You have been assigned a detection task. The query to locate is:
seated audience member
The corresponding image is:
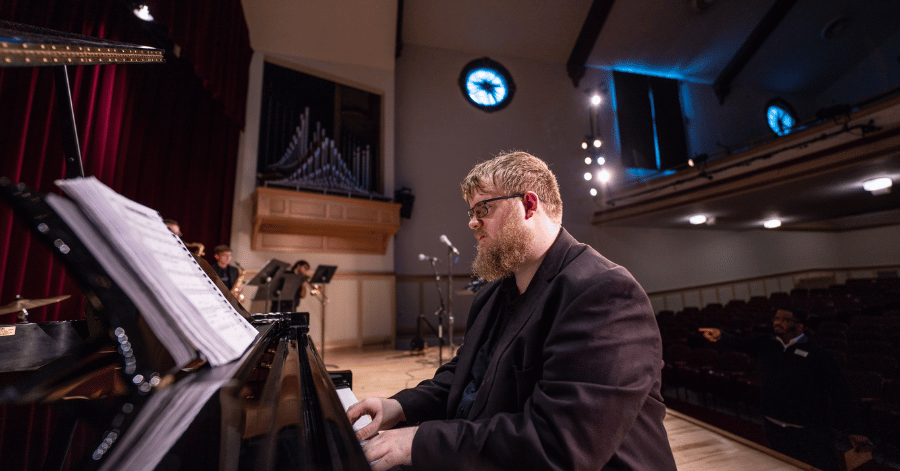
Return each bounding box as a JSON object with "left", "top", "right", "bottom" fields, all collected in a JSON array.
[{"left": 700, "top": 308, "right": 869, "bottom": 471}]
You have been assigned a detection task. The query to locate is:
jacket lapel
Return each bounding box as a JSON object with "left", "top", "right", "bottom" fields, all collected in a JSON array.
[
  {"left": 446, "top": 282, "right": 504, "bottom": 415},
  {"left": 467, "top": 228, "right": 575, "bottom": 419}
]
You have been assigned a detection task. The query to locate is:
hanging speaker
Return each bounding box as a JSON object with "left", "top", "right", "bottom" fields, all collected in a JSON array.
[{"left": 394, "top": 187, "right": 415, "bottom": 219}]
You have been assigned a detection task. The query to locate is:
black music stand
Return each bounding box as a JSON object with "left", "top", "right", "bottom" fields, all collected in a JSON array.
[
  {"left": 248, "top": 259, "right": 290, "bottom": 312},
  {"left": 309, "top": 265, "right": 337, "bottom": 285},
  {"left": 273, "top": 273, "right": 306, "bottom": 313}
]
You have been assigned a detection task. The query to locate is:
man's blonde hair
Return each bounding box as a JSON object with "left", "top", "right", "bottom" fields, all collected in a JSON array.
[{"left": 461, "top": 151, "right": 562, "bottom": 224}]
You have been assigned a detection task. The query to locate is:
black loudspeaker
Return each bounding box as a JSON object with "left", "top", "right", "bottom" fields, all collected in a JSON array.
[{"left": 394, "top": 187, "right": 415, "bottom": 219}]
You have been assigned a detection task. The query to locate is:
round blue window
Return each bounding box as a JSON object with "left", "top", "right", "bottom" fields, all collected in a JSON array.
[
  {"left": 766, "top": 100, "right": 796, "bottom": 136},
  {"left": 459, "top": 58, "right": 515, "bottom": 112}
]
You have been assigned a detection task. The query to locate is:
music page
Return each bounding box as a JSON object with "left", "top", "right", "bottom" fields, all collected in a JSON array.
[{"left": 54, "top": 176, "right": 258, "bottom": 366}]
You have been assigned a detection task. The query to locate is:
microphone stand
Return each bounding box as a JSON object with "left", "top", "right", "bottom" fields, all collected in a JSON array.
[
  {"left": 428, "top": 257, "right": 447, "bottom": 365},
  {"left": 446, "top": 246, "right": 456, "bottom": 354},
  {"left": 264, "top": 276, "right": 273, "bottom": 312}
]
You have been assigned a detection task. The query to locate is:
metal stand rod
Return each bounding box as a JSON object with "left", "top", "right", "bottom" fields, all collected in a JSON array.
[
  {"left": 428, "top": 258, "right": 446, "bottom": 365},
  {"left": 446, "top": 247, "right": 455, "bottom": 354},
  {"left": 52, "top": 65, "right": 84, "bottom": 179}
]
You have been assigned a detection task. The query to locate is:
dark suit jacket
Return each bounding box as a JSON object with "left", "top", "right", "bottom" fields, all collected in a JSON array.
[{"left": 392, "top": 229, "right": 676, "bottom": 470}]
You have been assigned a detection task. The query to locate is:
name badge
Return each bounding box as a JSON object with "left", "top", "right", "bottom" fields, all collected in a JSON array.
[{"left": 795, "top": 349, "right": 808, "bottom": 357}]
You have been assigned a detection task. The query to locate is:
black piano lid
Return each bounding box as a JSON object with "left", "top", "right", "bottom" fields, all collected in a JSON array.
[{"left": 0, "top": 19, "right": 164, "bottom": 67}]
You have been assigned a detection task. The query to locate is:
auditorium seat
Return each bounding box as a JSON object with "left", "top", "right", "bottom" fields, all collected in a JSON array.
[
  {"left": 817, "top": 320, "right": 850, "bottom": 336},
  {"left": 848, "top": 353, "right": 899, "bottom": 381},
  {"left": 844, "top": 370, "right": 884, "bottom": 403},
  {"left": 870, "top": 380, "right": 900, "bottom": 456},
  {"left": 849, "top": 340, "right": 895, "bottom": 357},
  {"left": 662, "top": 343, "right": 692, "bottom": 398},
  {"left": 769, "top": 292, "right": 790, "bottom": 309},
  {"left": 816, "top": 336, "right": 850, "bottom": 354},
  {"left": 676, "top": 347, "right": 719, "bottom": 405},
  {"left": 705, "top": 351, "right": 754, "bottom": 414}
]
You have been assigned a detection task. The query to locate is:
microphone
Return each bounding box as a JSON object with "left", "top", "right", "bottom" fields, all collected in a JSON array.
[
  {"left": 439, "top": 234, "right": 459, "bottom": 255},
  {"left": 418, "top": 253, "right": 438, "bottom": 262}
]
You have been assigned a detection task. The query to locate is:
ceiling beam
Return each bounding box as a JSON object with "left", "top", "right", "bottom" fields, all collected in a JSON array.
[
  {"left": 566, "top": 0, "right": 616, "bottom": 88},
  {"left": 712, "top": 0, "right": 799, "bottom": 103}
]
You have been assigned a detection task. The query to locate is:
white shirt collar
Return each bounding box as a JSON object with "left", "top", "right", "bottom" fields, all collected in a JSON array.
[{"left": 777, "top": 332, "right": 806, "bottom": 351}]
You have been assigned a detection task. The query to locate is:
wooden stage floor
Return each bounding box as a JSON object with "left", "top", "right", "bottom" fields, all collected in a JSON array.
[{"left": 326, "top": 345, "right": 814, "bottom": 471}]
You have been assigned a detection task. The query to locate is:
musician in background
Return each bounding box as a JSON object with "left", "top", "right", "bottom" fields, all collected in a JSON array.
[
  {"left": 163, "top": 218, "right": 182, "bottom": 237},
  {"left": 271, "top": 260, "right": 312, "bottom": 312},
  {"left": 212, "top": 245, "right": 240, "bottom": 291}
]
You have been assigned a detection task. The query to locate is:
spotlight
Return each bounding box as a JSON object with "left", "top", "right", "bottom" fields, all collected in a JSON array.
[
  {"left": 583, "top": 172, "right": 592, "bottom": 181},
  {"left": 597, "top": 169, "right": 611, "bottom": 183},
  {"left": 689, "top": 214, "right": 707, "bottom": 225},
  {"left": 133, "top": 4, "right": 154, "bottom": 21},
  {"left": 763, "top": 219, "right": 782, "bottom": 229},
  {"left": 591, "top": 94, "right": 602, "bottom": 106},
  {"left": 593, "top": 139, "right": 602, "bottom": 148},
  {"left": 863, "top": 177, "right": 892, "bottom": 195},
  {"left": 596, "top": 156, "right": 605, "bottom": 165},
  {"left": 584, "top": 157, "right": 592, "bottom": 165},
  {"left": 581, "top": 141, "right": 588, "bottom": 150},
  {"left": 688, "top": 153, "right": 708, "bottom": 168},
  {"left": 590, "top": 188, "right": 598, "bottom": 196}
]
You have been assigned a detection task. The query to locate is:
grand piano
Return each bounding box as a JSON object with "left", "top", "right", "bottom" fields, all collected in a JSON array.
[{"left": 0, "top": 22, "right": 369, "bottom": 471}]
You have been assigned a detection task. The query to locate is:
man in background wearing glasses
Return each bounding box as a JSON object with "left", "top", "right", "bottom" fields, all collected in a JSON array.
[
  {"left": 348, "top": 151, "right": 676, "bottom": 470},
  {"left": 700, "top": 308, "right": 869, "bottom": 471}
]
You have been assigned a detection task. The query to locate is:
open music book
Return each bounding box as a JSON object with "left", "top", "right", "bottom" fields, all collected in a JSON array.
[{"left": 45, "top": 176, "right": 258, "bottom": 368}]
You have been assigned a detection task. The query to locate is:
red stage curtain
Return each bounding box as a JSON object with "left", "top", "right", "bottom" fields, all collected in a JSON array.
[
  {"left": 0, "top": 0, "right": 252, "bottom": 324},
  {"left": 0, "top": 0, "right": 252, "bottom": 468}
]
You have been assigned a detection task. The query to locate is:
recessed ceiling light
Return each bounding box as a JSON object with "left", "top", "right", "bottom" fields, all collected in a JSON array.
[
  {"left": 863, "top": 177, "right": 892, "bottom": 194},
  {"left": 590, "top": 188, "right": 598, "bottom": 196},
  {"left": 596, "top": 156, "right": 605, "bottom": 165},
  {"left": 583, "top": 172, "right": 592, "bottom": 181},
  {"left": 584, "top": 157, "right": 592, "bottom": 165},
  {"left": 689, "top": 214, "right": 707, "bottom": 225},
  {"left": 763, "top": 218, "right": 782, "bottom": 229}
]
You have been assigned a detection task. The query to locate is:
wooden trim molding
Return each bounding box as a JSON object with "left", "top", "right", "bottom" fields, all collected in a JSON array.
[{"left": 252, "top": 187, "right": 401, "bottom": 254}]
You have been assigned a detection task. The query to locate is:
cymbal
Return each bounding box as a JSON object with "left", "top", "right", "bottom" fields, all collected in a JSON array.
[{"left": 0, "top": 295, "right": 71, "bottom": 315}]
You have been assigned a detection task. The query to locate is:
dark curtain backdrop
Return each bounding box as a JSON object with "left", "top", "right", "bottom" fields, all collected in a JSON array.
[{"left": 0, "top": 0, "right": 251, "bottom": 325}]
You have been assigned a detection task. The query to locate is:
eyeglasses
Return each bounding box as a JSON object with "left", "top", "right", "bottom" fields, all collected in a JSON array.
[{"left": 467, "top": 194, "right": 524, "bottom": 219}]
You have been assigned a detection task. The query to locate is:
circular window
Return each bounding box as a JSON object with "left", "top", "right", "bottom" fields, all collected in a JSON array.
[
  {"left": 766, "top": 98, "right": 796, "bottom": 136},
  {"left": 459, "top": 58, "right": 515, "bottom": 112}
]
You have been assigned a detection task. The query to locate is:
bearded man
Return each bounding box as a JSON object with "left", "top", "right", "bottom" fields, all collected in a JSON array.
[{"left": 347, "top": 152, "right": 676, "bottom": 470}]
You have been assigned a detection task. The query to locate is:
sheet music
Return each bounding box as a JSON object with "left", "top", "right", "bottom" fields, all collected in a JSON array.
[
  {"left": 53, "top": 177, "right": 258, "bottom": 366},
  {"left": 98, "top": 351, "right": 249, "bottom": 471},
  {"left": 46, "top": 195, "right": 196, "bottom": 367}
]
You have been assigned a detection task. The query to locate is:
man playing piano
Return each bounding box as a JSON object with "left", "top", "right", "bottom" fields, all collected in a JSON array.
[{"left": 347, "top": 152, "right": 676, "bottom": 470}]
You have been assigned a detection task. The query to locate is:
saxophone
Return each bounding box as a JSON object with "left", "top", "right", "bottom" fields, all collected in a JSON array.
[{"left": 231, "top": 262, "right": 247, "bottom": 303}]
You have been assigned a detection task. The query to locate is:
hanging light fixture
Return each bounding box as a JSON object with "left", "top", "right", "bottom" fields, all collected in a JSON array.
[{"left": 133, "top": 4, "right": 154, "bottom": 21}]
